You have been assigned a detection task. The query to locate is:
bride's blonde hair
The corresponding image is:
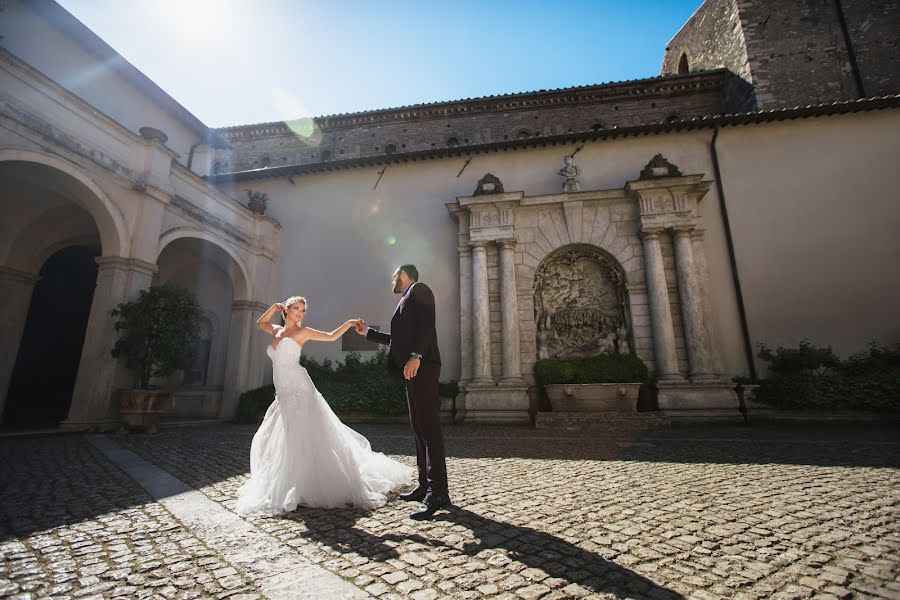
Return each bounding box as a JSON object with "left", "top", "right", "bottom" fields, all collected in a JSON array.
[{"left": 282, "top": 296, "right": 307, "bottom": 323}]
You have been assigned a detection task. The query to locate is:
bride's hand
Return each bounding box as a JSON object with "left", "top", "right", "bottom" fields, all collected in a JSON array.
[{"left": 273, "top": 302, "right": 285, "bottom": 311}]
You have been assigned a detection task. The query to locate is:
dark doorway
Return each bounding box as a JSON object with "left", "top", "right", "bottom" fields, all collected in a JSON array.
[{"left": 3, "top": 246, "right": 99, "bottom": 427}]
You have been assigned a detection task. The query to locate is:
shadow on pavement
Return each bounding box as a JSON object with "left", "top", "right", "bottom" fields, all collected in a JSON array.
[{"left": 281, "top": 505, "right": 685, "bottom": 599}]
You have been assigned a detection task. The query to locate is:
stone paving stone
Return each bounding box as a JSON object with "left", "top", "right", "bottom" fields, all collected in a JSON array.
[
  {"left": 0, "top": 436, "right": 263, "bottom": 599},
  {"left": 3, "top": 423, "right": 899, "bottom": 599},
  {"left": 104, "top": 423, "right": 900, "bottom": 599}
]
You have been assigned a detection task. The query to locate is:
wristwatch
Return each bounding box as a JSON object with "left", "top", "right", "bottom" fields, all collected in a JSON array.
[{"left": 410, "top": 353, "right": 423, "bottom": 360}]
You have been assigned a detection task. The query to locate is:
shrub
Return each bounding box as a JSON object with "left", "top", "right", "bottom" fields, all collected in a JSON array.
[
  {"left": 534, "top": 354, "right": 649, "bottom": 386},
  {"left": 438, "top": 380, "right": 459, "bottom": 399},
  {"left": 754, "top": 341, "right": 900, "bottom": 411},
  {"left": 236, "top": 350, "right": 409, "bottom": 422},
  {"left": 235, "top": 384, "right": 276, "bottom": 424},
  {"left": 300, "top": 349, "right": 408, "bottom": 415}
]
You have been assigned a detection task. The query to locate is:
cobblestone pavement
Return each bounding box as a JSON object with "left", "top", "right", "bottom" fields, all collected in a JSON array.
[
  {"left": 0, "top": 436, "right": 263, "bottom": 600},
  {"left": 3, "top": 423, "right": 899, "bottom": 599}
]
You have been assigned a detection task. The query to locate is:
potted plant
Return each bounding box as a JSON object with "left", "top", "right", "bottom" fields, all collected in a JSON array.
[
  {"left": 535, "top": 354, "right": 649, "bottom": 412},
  {"left": 111, "top": 284, "right": 201, "bottom": 432}
]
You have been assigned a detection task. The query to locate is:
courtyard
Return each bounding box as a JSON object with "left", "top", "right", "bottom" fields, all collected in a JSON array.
[{"left": 1, "top": 422, "right": 898, "bottom": 599}]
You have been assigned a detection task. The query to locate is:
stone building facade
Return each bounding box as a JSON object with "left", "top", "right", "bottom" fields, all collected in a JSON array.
[
  {"left": 2, "top": 0, "right": 899, "bottom": 429},
  {"left": 661, "top": 0, "right": 900, "bottom": 109},
  {"left": 212, "top": 71, "right": 738, "bottom": 174}
]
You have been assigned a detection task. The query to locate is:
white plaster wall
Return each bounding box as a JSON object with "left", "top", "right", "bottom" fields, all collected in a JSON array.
[
  {"left": 717, "top": 109, "right": 900, "bottom": 368},
  {"left": 0, "top": 0, "right": 203, "bottom": 164},
  {"left": 221, "top": 131, "right": 750, "bottom": 382}
]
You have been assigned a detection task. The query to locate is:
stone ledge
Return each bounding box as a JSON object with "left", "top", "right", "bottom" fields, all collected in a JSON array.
[{"left": 536, "top": 412, "right": 670, "bottom": 432}]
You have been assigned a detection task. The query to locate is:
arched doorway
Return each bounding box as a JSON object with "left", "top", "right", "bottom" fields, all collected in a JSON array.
[
  {"left": 3, "top": 246, "right": 99, "bottom": 426},
  {"left": 155, "top": 235, "right": 251, "bottom": 419},
  {"left": 0, "top": 151, "right": 126, "bottom": 428}
]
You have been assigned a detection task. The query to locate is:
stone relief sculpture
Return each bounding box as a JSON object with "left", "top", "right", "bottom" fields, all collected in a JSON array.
[
  {"left": 533, "top": 246, "right": 631, "bottom": 360},
  {"left": 557, "top": 154, "right": 581, "bottom": 193}
]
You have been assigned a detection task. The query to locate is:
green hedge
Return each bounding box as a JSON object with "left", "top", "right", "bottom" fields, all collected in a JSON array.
[
  {"left": 534, "top": 354, "right": 649, "bottom": 386},
  {"left": 236, "top": 350, "right": 410, "bottom": 423},
  {"left": 752, "top": 341, "right": 900, "bottom": 411}
]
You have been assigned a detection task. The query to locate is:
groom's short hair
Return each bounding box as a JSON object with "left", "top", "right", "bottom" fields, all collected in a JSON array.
[{"left": 399, "top": 264, "right": 419, "bottom": 281}]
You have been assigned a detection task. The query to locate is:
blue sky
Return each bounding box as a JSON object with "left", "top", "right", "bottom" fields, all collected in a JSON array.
[{"left": 56, "top": 0, "right": 702, "bottom": 128}]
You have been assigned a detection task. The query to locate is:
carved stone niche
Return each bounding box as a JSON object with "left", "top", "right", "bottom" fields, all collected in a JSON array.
[{"left": 533, "top": 245, "right": 631, "bottom": 360}]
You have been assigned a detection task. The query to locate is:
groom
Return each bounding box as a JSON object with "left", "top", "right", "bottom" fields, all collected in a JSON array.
[{"left": 355, "top": 264, "right": 450, "bottom": 519}]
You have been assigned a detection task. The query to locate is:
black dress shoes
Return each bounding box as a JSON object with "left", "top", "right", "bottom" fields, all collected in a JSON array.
[
  {"left": 399, "top": 485, "right": 428, "bottom": 502},
  {"left": 410, "top": 492, "right": 451, "bottom": 520}
]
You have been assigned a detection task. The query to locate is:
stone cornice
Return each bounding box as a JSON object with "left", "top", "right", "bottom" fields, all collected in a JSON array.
[
  {"left": 216, "top": 70, "right": 730, "bottom": 140},
  {"left": 207, "top": 94, "right": 900, "bottom": 183}
]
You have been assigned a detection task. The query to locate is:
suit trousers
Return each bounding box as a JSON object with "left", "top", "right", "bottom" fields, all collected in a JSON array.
[{"left": 404, "top": 362, "right": 448, "bottom": 495}]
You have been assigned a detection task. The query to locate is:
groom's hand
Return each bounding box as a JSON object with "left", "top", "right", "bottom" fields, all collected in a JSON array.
[{"left": 403, "top": 356, "right": 420, "bottom": 380}]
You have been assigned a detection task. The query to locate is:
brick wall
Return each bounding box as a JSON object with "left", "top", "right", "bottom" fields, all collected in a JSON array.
[
  {"left": 213, "top": 73, "right": 728, "bottom": 174},
  {"left": 663, "top": 0, "right": 900, "bottom": 110}
]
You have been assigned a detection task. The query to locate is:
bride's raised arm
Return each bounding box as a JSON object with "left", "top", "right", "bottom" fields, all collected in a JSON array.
[
  {"left": 297, "top": 319, "right": 361, "bottom": 343},
  {"left": 257, "top": 303, "right": 284, "bottom": 335}
]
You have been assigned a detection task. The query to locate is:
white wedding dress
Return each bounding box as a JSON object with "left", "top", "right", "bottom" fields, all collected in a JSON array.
[{"left": 235, "top": 337, "right": 413, "bottom": 515}]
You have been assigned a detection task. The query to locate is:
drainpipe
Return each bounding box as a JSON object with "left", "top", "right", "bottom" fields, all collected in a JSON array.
[
  {"left": 834, "top": 0, "right": 866, "bottom": 99},
  {"left": 186, "top": 141, "right": 202, "bottom": 171},
  {"left": 710, "top": 125, "right": 757, "bottom": 379}
]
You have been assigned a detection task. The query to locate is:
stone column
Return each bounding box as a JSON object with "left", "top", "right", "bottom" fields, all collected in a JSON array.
[
  {"left": 0, "top": 267, "right": 39, "bottom": 424},
  {"left": 64, "top": 257, "right": 157, "bottom": 430},
  {"left": 470, "top": 241, "right": 493, "bottom": 384},
  {"left": 498, "top": 239, "right": 523, "bottom": 383},
  {"left": 691, "top": 228, "right": 724, "bottom": 375},
  {"left": 673, "top": 228, "right": 716, "bottom": 380},
  {"left": 641, "top": 229, "right": 682, "bottom": 381},
  {"left": 458, "top": 245, "right": 473, "bottom": 386},
  {"left": 221, "top": 300, "right": 259, "bottom": 420}
]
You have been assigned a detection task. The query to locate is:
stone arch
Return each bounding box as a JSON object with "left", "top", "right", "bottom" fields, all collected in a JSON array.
[
  {"left": 157, "top": 228, "right": 251, "bottom": 301},
  {"left": 0, "top": 148, "right": 128, "bottom": 258},
  {"left": 532, "top": 243, "right": 632, "bottom": 360},
  {"left": 677, "top": 52, "right": 690, "bottom": 74}
]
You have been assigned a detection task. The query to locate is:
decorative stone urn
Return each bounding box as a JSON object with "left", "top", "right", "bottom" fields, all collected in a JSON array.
[
  {"left": 246, "top": 189, "right": 269, "bottom": 215},
  {"left": 545, "top": 383, "right": 641, "bottom": 412},
  {"left": 138, "top": 126, "right": 168, "bottom": 144},
  {"left": 119, "top": 389, "right": 172, "bottom": 433}
]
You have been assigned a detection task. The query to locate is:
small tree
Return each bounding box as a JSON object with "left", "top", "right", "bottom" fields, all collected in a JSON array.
[{"left": 111, "top": 285, "right": 202, "bottom": 389}]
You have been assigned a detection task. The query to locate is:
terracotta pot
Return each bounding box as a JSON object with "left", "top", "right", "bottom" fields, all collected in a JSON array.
[
  {"left": 544, "top": 383, "right": 642, "bottom": 412},
  {"left": 119, "top": 389, "right": 172, "bottom": 433}
]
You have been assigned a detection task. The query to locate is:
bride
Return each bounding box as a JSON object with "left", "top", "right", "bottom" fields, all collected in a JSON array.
[{"left": 235, "top": 296, "right": 413, "bottom": 515}]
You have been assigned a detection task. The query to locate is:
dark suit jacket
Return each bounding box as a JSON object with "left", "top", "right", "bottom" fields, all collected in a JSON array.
[{"left": 366, "top": 282, "right": 441, "bottom": 379}]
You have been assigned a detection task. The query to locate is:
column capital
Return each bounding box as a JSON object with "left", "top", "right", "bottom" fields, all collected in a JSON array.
[
  {"left": 232, "top": 300, "right": 268, "bottom": 312},
  {"left": 640, "top": 227, "right": 664, "bottom": 240},
  {"left": 497, "top": 238, "right": 517, "bottom": 250},
  {"left": 672, "top": 227, "right": 695, "bottom": 240},
  {"left": 0, "top": 265, "right": 40, "bottom": 285},
  {"left": 470, "top": 240, "right": 489, "bottom": 250},
  {"left": 95, "top": 256, "right": 159, "bottom": 277},
  {"left": 690, "top": 227, "right": 706, "bottom": 241},
  {"left": 458, "top": 245, "right": 473, "bottom": 256}
]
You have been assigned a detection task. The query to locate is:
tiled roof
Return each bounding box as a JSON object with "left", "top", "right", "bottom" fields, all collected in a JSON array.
[
  {"left": 214, "top": 70, "right": 731, "bottom": 134},
  {"left": 206, "top": 94, "right": 900, "bottom": 183}
]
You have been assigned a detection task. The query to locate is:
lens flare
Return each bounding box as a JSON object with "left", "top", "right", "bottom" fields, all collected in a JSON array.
[{"left": 387, "top": 235, "right": 397, "bottom": 246}]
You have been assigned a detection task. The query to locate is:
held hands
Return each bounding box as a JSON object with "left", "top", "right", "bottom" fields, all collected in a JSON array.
[{"left": 353, "top": 319, "right": 367, "bottom": 335}]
